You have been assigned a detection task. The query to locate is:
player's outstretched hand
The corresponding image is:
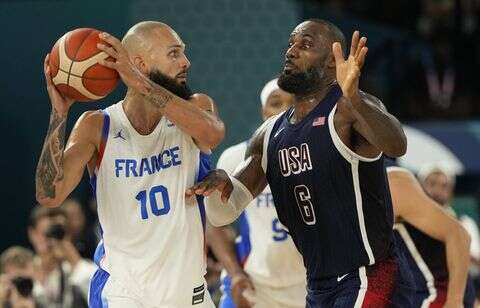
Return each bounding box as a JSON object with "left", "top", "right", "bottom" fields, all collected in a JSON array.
[
  {"left": 97, "top": 32, "right": 150, "bottom": 95},
  {"left": 44, "top": 54, "right": 75, "bottom": 115},
  {"left": 332, "top": 30, "right": 368, "bottom": 100},
  {"left": 186, "top": 169, "right": 233, "bottom": 203}
]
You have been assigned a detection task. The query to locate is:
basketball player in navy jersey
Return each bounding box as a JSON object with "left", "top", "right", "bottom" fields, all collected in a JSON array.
[
  {"left": 387, "top": 164, "right": 475, "bottom": 308},
  {"left": 187, "top": 19, "right": 412, "bottom": 307}
]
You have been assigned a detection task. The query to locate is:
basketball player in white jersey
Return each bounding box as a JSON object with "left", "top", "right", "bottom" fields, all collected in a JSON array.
[
  {"left": 35, "top": 21, "right": 225, "bottom": 307},
  {"left": 208, "top": 79, "right": 306, "bottom": 308}
]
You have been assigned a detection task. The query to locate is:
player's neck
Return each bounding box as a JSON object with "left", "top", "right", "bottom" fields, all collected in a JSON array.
[
  {"left": 123, "top": 90, "right": 163, "bottom": 135},
  {"left": 291, "top": 81, "right": 334, "bottom": 123}
]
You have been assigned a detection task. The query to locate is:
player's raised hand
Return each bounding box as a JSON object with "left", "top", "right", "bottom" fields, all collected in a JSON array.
[
  {"left": 186, "top": 169, "right": 233, "bottom": 203},
  {"left": 332, "top": 30, "right": 368, "bottom": 100},
  {"left": 97, "top": 32, "right": 150, "bottom": 94},
  {"left": 44, "top": 54, "right": 75, "bottom": 115}
]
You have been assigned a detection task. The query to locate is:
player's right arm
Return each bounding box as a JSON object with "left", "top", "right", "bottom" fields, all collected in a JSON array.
[
  {"left": 388, "top": 168, "right": 470, "bottom": 308},
  {"left": 35, "top": 54, "right": 100, "bottom": 208},
  {"left": 186, "top": 119, "right": 271, "bottom": 226}
]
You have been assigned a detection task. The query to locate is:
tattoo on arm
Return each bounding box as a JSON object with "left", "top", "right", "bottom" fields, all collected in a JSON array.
[
  {"left": 35, "top": 110, "right": 67, "bottom": 199},
  {"left": 144, "top": 83, "right": 175, "bottom": 108}
]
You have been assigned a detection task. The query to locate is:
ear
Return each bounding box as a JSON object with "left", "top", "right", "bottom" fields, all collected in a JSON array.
[{"left": 132, "top": 55, "right": 148, "bottom": 75}]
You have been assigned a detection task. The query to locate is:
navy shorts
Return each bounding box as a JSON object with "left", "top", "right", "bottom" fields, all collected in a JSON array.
[
  {"left": 306, "top": 253, "right": 415, "bottom": 308},
  {"left": 410, "top": 275, "right": 475, "bottom": 308}
]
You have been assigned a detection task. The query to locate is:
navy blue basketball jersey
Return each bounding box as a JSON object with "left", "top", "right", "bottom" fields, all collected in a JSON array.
[{"left": 263, "top": 84, "right": 394, "bottom": 283}]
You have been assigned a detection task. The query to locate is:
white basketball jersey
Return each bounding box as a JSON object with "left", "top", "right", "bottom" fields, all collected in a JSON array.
[
  {"left": 92, "top": 101, "right": 211, "bottom": 306},
  {"left": 217, "top": 141, "right": 306, "bottom": 288}
]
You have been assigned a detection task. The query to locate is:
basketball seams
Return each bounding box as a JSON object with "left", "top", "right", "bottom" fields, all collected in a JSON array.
[
  {"left": 52, "top": 28, "right": 118, "bottom": 101},
  {"left": 66, "top": 29, "right": 98, "bottom": 98}
]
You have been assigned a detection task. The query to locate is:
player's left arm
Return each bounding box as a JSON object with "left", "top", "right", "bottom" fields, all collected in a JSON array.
[
  {"left": 388, "top": 168, "right": 470, "bottom": 307},
  {"left": 333, "top": 31, "right": 407, "bottom": 157},
  {"left": 97, "top": 32, "right": 225, "bottom": 150}
]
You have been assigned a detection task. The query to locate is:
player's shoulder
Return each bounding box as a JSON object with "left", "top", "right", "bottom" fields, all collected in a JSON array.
[
  {"left": 74, "top": 110, "right": 104, "bottom": 130},
  {"left": 70, "top": 110, "right": 106, "bottom": 145},
  {"left": 387, "top": 166, "right": 416, "bottom": 184}
]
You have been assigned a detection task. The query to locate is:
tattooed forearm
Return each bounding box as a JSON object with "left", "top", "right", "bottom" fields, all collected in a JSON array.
[
  {"left": 35, "top": 110, "right": 67, "bottom": 199},
  {"left": 144, "top": 83, "right": 175, "bottom": 108}
]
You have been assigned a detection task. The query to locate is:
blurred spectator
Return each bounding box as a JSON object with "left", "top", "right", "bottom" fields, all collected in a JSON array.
[
  {"left": 418, "top": 162, "right": 480, "bottom": 300},
  {"left": 62, "top": 199, "right": 97, "bottom": 259},
  {"left": 0, "top": 246, "right": 41, "bottom": 308},
  {"left": 27, "top": 206, "right": 96, "bottom": 308}
]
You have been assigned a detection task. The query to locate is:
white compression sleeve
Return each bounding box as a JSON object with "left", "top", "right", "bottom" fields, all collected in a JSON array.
[{"left": 205, "top": 176, "right": 253, "bottom": 227}]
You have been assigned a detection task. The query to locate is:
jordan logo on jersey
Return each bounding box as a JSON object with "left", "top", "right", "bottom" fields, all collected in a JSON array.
[{"left": 278, "top": 143, "right": 312, "bottom": 177}]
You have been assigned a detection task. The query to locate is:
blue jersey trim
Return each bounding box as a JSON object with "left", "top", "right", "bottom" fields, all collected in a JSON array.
[
  {"left": 236, "top": 212, "right": 251, "bottom": 265},
  {"left": 89, "top": 267, "right": 110, "bottom": 308}
]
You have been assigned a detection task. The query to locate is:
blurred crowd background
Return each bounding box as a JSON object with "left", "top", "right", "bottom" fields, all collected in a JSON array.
[{"left": 0, "top": 0, "right": 479, "bottom": 306}]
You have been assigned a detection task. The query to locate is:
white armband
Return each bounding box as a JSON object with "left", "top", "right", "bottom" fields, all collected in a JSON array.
[{"left": 205, "top": 176, "right": 253, "bottom": 227}]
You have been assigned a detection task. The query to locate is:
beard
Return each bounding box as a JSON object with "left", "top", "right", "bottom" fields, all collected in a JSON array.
[
  {"left": 278, "top": 66, "right": 323, "bottom": 96},
  {"left": 149, "top": 69, "right": 193, "bottom": 100}
]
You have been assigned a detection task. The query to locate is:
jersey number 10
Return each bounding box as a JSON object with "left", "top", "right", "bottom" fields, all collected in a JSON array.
[{"left": 135, "top": 185, "right": 171, "bottom": 220}]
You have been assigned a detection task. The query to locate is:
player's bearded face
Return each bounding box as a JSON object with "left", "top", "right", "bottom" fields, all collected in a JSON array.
[
  {"left": 148, "top": 69, "right": 193, "bottom": 100},
  {"left": 278, "top": 65, "right": 323, "bottom": 96}
]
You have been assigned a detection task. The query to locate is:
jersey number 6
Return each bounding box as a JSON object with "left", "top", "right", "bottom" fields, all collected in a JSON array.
[
  {"left": 135, "top": 185, "right": 171, "bottom": 220},
  {"left": 294, "top": 185, "right": 316, "bottom": 225}
]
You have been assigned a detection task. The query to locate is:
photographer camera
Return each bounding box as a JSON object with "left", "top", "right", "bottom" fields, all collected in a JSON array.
[
  {"left": 0, "top": 246, "right": 39, "bottom": 308},
  {"left": 28, "top": 206, "right": 96, "bottom": 308}
]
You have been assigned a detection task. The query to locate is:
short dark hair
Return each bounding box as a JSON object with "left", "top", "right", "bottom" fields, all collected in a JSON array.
[
  {"left": 29, "top": 206, "right": 67, "bottom": 228},
  {"left": 307, "top": 19, "right": 347, "bottom": 53}
]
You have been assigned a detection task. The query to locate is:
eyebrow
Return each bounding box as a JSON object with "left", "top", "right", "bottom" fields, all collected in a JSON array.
[
  {"left": 302, "top": 34, "right": 314, "bottom": 40},
  {"left": 167, "top": 44, "right": 185, "bottom": 50}
]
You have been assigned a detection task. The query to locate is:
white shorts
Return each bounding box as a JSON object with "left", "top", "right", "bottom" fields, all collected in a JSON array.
[{"left": 90, "top": 268, "right": 215, "bottom": 308}]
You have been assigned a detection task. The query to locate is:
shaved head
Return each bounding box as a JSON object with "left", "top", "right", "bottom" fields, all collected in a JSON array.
[
  {"left": 305, "top": 19, "right": 346, "bottom": 53},
  {"left": 122, "top": 21, "right": 192, "bottom": 99},
  {"left": 122, "top": 21, "right": 176, "bottom": 55}
]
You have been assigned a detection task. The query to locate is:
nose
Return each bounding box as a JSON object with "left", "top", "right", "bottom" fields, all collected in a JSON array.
[
  {"left": 181, "top": 54, "right": 191, "bottom": 70},
  {"left": 286, "top": 43, "right": 299, "bottom": 60}
]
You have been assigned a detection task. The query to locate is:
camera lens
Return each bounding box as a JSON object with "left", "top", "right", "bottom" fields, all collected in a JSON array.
[
  {"left": 45, "top": 223, "right": 66, "bottom": 240},
  {"left": 11, "top": 277, "right": 33, "bottom": 297}
]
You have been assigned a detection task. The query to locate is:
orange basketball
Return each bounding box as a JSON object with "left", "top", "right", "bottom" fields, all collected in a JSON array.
[{"left": 49, "top": 28, "right": 119, "bottom": 102}]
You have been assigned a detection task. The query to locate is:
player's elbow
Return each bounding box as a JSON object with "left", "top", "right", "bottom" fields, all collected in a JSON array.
[
  {"left": 384, "top": 133, "right": 407, "bottom": 157},
  {"left": 449, "top": 223, "right": 471, "bottom": 253},
  {"left": 203, "top": 123, "right": 225, "bottom": 149},
  {"left": 457, "top": 225, "right": 471, "bottom": 251}
]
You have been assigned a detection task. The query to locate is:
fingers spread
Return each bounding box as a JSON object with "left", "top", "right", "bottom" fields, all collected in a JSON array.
[
  {"left": 354, "top": 37, "right": 367, "bottom": 59},
  {"left": 97, "top": 43, "right": 118, "bottom": 58},
  {"left": 99, "top": 32, "right": 122, "bottom": 51},
  {"left": 332, "top": 42, "right": 344, "bottom": 67},
  {"left": 349, "top": 30, "right": 360, "bottom": 57},
  {"left": 98, "top": 58, "right": 117, "bottom": 69},
  {"left": 357, "top": 47, "right": 368, "bottom": 68}
]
